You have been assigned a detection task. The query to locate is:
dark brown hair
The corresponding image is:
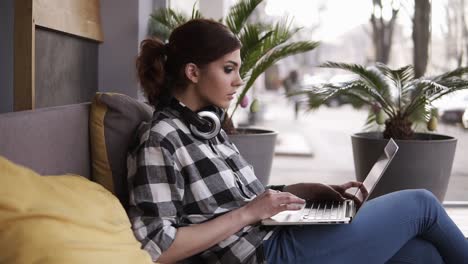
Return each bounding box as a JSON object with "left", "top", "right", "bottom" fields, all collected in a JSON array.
[{"left": 136, "top": 19, "right": 241, "bottom": 107}]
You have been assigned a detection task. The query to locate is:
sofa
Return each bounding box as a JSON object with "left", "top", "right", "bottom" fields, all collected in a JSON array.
[{"left": 0, "top": 93, "right": 158, "bottom": 263}]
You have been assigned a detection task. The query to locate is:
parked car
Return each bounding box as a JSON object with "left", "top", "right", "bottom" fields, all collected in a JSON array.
[{"left": 433, "top": 90, "right": 468, "bottom": 124}]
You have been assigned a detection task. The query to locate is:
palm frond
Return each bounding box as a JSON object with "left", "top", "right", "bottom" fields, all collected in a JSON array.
[
  {"left": 148, "top": 18, "right": 172, "bottom": 40},
  {"left": 191, "top": 1, "right": 203, "bottom": 19},
  {"left": 375, "top": 63, "right": 415, "bottom": 109},
  {"left": 376, "top": 63, "right": 415, "bottom": 88},
  {"left": 150, "top": 8, "right": 189, "bottom": 35},
  {"left": 292, "top": 81, "right": 385, "bottom": 115},
  {"left": 245, "top": 41, "right": 319, "bottom": 91},
  {"left": 346, "top": 89, "right": 382, "bottom": 109},
  {"left": 231, "top": 41, "right": 318, "bottom": 116},
  {"left": 170, "top": 9, "right": 189, "bottom": 25},
  {"left": 259, "top": 19, "right": 299, "bottom": 53},
  {"left": 363, "top": 111, "right": 384, "bottom": 132},
  {"left": 408, "top": 97, "right": 431, "bottom": 124},
  {"left": 421, "top": 80, "right": 452, "bottom": 100},
  {"left": 432, "top": 66, "right": 468, "bottom": 81},
  {"left": 305, "top": 82, "right": 366, "bottom": 109},
  {"left": 191, "top": 9, "right": 203, "bottom": 19},
  {"left": 225, "top": 0, "right": 263, "bottom": 34},
  {"left": 238, "top": 23, "right": 271, "bottom": 78},
  {"left": 430, "top": 79, "right": 468, "bottom": 100},
  {"left": 239, "top": 19, "right": 299, "bottom": 78},
  {"left": 367, "top": 66, "right": 395, "bottom": 106},
  {"left": 320, "top": 62, "right": 395, "bottom": 114},
  {"left": 403, "top": 80, "right": 441, "bottom": 116}
]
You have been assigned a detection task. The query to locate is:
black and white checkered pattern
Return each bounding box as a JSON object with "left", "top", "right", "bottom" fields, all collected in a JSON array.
[{"left": 127, "top": 107, "right": 273, "bottom": 263}]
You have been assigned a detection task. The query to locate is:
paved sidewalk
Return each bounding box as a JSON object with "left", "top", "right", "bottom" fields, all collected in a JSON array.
[{"left": 252, "top": 92, "right": 468, "bottom": 201}]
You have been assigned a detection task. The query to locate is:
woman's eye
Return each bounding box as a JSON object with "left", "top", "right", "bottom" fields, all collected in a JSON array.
[{"left": 224, "top": 67, "right": 234, "bottom": 74}]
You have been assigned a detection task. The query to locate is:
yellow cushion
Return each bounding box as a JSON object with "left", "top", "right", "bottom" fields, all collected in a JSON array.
[
  {"left": 90, "top": 92, "right": 153, "bottom": 208},
  {"left": 0, "top": 157, "right": 153, "bottom": 264}
]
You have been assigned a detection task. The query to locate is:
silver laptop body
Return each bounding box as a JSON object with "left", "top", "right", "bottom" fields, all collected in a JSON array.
[{"left": 262, "top": 138, "right": 399, "bottom": 225}]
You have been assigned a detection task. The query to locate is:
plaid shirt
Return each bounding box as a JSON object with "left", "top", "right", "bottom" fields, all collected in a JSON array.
[{"left": 127, "top": 107, "right": 274, "bottom": 264}]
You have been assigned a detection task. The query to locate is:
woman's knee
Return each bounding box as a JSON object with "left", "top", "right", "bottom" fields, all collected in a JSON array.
[
  {"left": 408, "top": 189, "right": 438, "bottom": 204},
  {"left": 387, "top": 238, "right": 444, "bottom": 264},
  {"left": 394, "top": 189, "right": 438, "bottom": 204}
]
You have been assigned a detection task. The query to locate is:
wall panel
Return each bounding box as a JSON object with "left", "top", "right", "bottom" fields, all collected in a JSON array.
[
  {"left": 14, "top": 0, "right": 101, "bottom": 111},
  {"left": 35, "top": 28, "right": 97, "bottom": 108}
]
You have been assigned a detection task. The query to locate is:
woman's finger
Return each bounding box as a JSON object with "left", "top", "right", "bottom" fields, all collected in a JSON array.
[
  {"left": 275, "top": 192, "right": 305, "bottom": 204},
  {"left": 340, "top": 181, "right": 362, "bottom": 190},
  {"left": 279, "top": 203, "right": 304, "bottom": 211},
  {"left": 328, "top": 184, "right": 343, "bottom": 193},
  {"left": 315, "top": 186, "right": 345, "bottom": 202},
  {"left": 330, "top": 190, "right": 346, "bottom": 201}
]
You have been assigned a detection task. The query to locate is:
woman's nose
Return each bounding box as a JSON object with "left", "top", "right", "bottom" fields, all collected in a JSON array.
[{"left": 233, "top": 73, "right": 243, "bottom": 88}]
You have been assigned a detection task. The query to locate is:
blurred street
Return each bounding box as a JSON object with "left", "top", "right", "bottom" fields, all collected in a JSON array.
[{"left": 252, "top": 92, "right": 468, "bottom": 201}]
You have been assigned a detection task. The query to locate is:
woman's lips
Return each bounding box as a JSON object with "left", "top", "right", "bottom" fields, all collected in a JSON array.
[{"left": 227, "top": 92, "right": 236, "bottom": 100}]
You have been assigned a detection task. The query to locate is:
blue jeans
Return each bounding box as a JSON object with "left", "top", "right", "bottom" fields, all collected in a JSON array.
[{"left": 263, "top": 189, "right": 468, "bottom": 264}]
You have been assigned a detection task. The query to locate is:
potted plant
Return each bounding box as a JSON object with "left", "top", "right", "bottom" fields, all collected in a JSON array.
[
  {"left": 296, "top": 62, "right": 468, "bottom": 201},
  {"left": 149, "top": 0, "right": 319, "bottom": 185}
]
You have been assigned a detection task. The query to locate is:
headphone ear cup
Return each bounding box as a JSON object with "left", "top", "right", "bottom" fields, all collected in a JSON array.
[
  {"left": 199, "top": 105, "right": 226, "bottom": 123},
  {"left": 189, "top": 111, "right": 221, "bottom": 140}
]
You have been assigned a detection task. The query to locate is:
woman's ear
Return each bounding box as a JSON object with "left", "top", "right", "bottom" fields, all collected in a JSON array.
[{"left": 184, "top": 63, "right": 200, "bottom": 84}]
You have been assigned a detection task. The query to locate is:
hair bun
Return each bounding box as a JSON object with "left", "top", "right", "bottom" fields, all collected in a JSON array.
[{"left": 136, "top": 38, "right": 167, "bottom": 106}]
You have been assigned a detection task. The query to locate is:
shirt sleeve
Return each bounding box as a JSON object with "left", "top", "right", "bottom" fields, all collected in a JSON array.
[{"left": 127, "top": 131, "right": 184, "bottom": 262}]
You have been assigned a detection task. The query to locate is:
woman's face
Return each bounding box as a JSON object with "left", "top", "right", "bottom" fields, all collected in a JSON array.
[{"left": 194, "top": 49, "right": 243, "bottom": 109}]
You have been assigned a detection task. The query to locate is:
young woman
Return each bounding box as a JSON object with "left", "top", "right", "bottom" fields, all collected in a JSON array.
[{"left": 128, "top": 18, "right": 468, "bottom": 264}]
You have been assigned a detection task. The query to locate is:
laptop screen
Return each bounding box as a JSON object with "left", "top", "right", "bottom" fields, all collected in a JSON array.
[{"left": 349, "top": 138, "right": 399, "bottom": 203}]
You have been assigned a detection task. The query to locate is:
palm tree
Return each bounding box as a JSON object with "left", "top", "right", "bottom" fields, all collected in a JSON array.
[
  {"left": 148, "top": 0, "right": 319, "bottom": 133},
  {"left": 295, "top": 62, "right": 468, "bottom": 140}
]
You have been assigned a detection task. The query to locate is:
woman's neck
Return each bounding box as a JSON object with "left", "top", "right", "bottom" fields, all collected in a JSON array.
[{"left": 172, "top": 88, "right": 206, "bottom": 112}]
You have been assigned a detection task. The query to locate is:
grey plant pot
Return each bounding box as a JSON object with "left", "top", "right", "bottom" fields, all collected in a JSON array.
[
  {"left": 351, "top": 132, "right": 457, "bottom": 201},
  {"left": 228, "top": 128, "right": 278, "bottom": 186}
]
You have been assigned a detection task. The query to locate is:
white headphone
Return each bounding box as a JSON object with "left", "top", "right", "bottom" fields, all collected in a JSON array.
[{"left": 169, "top": 99, "right": 224, "bottom": 140}]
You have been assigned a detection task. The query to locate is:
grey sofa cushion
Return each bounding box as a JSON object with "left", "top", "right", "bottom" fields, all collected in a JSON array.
[{"left": 90, "top": 93, "right": 153, "bottom": 208}]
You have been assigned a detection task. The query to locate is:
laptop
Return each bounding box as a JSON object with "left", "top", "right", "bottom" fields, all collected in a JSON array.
[{"left": 261, "top": 138, "right": 399, "bottom": 225}]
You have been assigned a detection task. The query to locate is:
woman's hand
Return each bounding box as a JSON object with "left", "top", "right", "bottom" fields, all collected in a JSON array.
[
  {"left": 284, "top": 181, "right": 365, "bottom": 207},
  {"left": 241, "top": 189, "right": 305, "bottom": 224},
  {"left": 158, "top": 189, "right": 303, "bottom": 263},
  {"left": 329, "top": 181, "right": 367, "bottom": 208}
]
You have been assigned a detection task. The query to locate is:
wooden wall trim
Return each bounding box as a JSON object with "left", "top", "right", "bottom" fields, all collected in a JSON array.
[
  {"left": 34, "top": 0, "right": 103, "bottom": 42},
  {"left": 14, "top": 0, "right": 35, "bottom": 111},
  {"left": 13, "top": 0, "right": 102, "bottom": 111}
]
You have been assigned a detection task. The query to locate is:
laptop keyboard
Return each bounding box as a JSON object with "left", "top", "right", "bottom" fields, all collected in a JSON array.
[{"left": 302, "top": 200, "right": 345, "bottom": 220}]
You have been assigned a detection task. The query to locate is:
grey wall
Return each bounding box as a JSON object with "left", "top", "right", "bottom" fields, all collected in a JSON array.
[
  {"left": 99, "top": 0, "right": 140, "bottom": 98},
  {"left": 99, "top": 0, "right": 166, "bottom": 99},
  {"left": 137, "top": 0, "right": 158, "bottom": 101},
  {"left": 139, "top": 0, "right": 155, "bottom": 43},
  {"left": 35, "top": 28, "right": 98, "bottom": 108},
  {"left": 0, "top": 0, "right": 14, "bottom": 113}
]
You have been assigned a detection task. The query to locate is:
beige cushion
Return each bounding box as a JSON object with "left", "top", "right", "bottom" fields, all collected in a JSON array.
[
  {"left": 90, "top": 92, "right": 153, "bottom": 208},
  {"left": 0, "top": 156, "right": 153, "bottom": 264}
]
